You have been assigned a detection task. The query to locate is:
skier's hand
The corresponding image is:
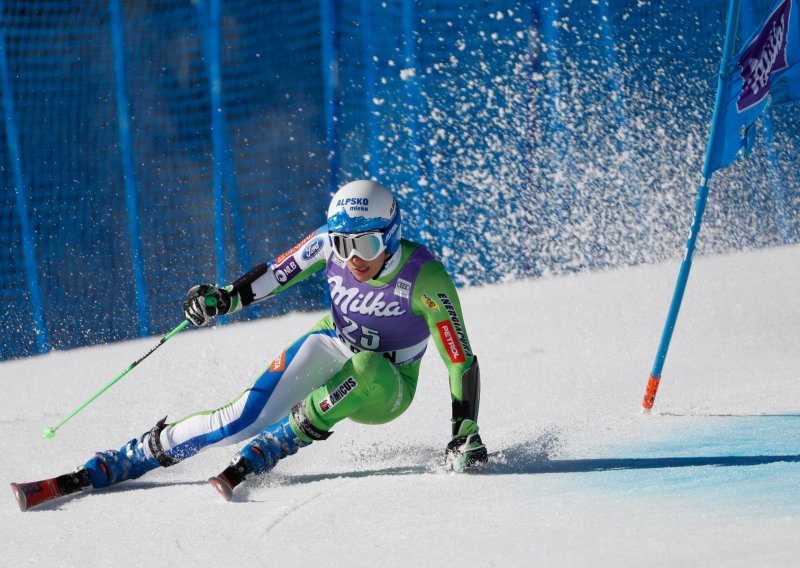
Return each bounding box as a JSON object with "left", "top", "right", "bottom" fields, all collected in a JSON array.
[
  {"left": 445, "top": 419, "right": 488, "bottom": 472},
  {"left": 183, "top": 283, "right": 235, "bottom": 326}
]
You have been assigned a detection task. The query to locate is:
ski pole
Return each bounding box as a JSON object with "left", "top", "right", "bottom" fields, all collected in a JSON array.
[{"left": 43, "top": 319, "right": 190, "bottom": 439}]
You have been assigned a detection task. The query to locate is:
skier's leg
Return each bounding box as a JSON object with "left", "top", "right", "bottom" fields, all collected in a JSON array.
[
  {"left": 85, "top": 318, "right": 348, "bottom": 489},
  {"left": 304, "top": 350, "right": 418, "bottom": 430},
  {"left": 221, "top": 351, "right": 417, "bottom": 486},
  {"left": 156, "top": 322, "right": 346, "bottom": 457}
]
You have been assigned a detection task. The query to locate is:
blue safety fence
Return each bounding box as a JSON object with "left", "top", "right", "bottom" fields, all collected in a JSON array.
[{"left": 1, "top": 0, "right": 798, "bottom": 360}]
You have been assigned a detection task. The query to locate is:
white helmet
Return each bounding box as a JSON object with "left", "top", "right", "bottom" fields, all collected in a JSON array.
[{"left": 326, "top": 180, "right": 402, "bottom": 256}]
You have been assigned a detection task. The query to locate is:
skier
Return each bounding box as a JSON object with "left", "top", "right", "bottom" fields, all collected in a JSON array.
[{"left": 11, "top": 180, "right": 487, "bottom": 510}]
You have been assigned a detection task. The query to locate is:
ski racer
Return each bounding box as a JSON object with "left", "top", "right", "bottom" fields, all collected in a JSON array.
[{"left": 11, "top": 179, "right": 487, "bottom": 509}]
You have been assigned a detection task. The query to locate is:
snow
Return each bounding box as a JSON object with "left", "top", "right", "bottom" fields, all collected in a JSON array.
[{"left": 2, "top": 244, "right": 800, "bottom": 567}]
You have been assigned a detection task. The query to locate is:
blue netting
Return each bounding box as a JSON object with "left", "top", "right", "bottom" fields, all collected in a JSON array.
[{"left": 1, "top": 0, "right": 798, "bottom": 360}]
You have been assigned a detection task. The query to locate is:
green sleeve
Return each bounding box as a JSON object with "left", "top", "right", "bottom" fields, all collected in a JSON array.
[{"left": 411, "top": 261, "right": 477, "bottom": 404}]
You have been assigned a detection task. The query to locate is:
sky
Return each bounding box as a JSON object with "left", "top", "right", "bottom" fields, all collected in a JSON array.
[{"left": 1, "top": 244, "right": 799, "bottom": 567}]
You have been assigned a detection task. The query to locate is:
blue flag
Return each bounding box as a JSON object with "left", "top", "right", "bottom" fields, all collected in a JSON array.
[{"left": 706, "top": 0, "right": 800, "bottom": 174}]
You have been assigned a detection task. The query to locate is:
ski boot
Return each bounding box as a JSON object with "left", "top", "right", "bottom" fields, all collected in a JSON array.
[
  {"left": 84, "top": 417, "right": 177, "bottom": 488},
  {"left": 209, "top": 403, "right": 330, "bottom": 501}
]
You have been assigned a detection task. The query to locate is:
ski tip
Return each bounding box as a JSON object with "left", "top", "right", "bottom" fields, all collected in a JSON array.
[
  {"left": 10, "top": 483, "right": 28, "bottom": 512},
  {"left": 208, "top": 476, "right": 234, "bottom": 502}
]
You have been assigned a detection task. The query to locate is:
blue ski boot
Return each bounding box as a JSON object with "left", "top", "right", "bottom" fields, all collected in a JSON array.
[
  {"left": 84, "top": 417, "right": 178, "bottom": 489},
  {"left": 209, "top": 402, "right": 331, "bottom": 501}
]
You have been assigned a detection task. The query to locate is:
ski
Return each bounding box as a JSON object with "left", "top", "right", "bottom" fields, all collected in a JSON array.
[
  {"left": 208, "top": 475, "right": 236, "bottom": 502},
  {"left": 10, "top": 469, "right": 90, "bottom": 512},
  {"left": 208, "top": 457, "right": 250, "bottom": 502}
]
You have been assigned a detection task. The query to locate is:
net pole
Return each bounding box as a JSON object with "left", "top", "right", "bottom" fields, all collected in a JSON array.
[
  {"left": 110, "top": 0, "right": 150, "bottom": 337},
  {"left": 0, "top": 11, "right": 50, "bottom": 354},
  {"left": 201, "top": 0, "right": 249, "bottom": 285},
  {"left": 320, "top": 0, "right": 341, "bottom": 194},
  {"left": 359, "top": 0, "right": 380, "bottom": 178},
  {"left": 196, "top": 0, "right": 229, "bottom": 290}
]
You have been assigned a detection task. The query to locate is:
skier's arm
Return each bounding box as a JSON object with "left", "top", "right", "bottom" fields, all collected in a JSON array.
[
  {"left": 412, "top": 261, "right": 487, "bottom": 468},
  {"left": 184, "top": 226, "right": 328, "bottom": 326}
]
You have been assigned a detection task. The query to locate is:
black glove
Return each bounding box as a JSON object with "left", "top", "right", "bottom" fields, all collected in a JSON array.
[
  {"left": 183, "top": 284, "right": 236, "bottom": 326},
  {"left": 445, "top": 419, "right": 488, "bottom": 472}
]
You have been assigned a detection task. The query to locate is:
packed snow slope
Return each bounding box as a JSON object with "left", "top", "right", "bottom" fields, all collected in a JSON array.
[{"left": 2, "top": 244, "right": 799, "bottom": 567}]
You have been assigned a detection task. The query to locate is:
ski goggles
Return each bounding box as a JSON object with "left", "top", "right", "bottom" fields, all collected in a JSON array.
[{"left": 329, "top": 231, "right": 386, "bottom": 261}]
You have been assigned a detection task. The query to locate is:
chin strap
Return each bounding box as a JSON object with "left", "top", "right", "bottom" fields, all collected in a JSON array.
[{"left": 375, "top": 249, "right": 400, "bottom": 278}]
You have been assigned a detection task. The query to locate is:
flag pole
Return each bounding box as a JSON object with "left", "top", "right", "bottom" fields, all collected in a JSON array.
[{"left": 641, "top": 0, "right": 743, "bottom": 413}]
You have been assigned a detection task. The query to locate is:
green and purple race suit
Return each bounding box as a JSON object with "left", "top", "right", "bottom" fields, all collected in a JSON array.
[{"left": 137, "top": 227, "right": 477, "bottom": 462}]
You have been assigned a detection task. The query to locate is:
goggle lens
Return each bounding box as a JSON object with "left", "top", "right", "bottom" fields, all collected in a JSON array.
[{"left": 330, "top": 232, "right": 386, "bottom": 261}]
